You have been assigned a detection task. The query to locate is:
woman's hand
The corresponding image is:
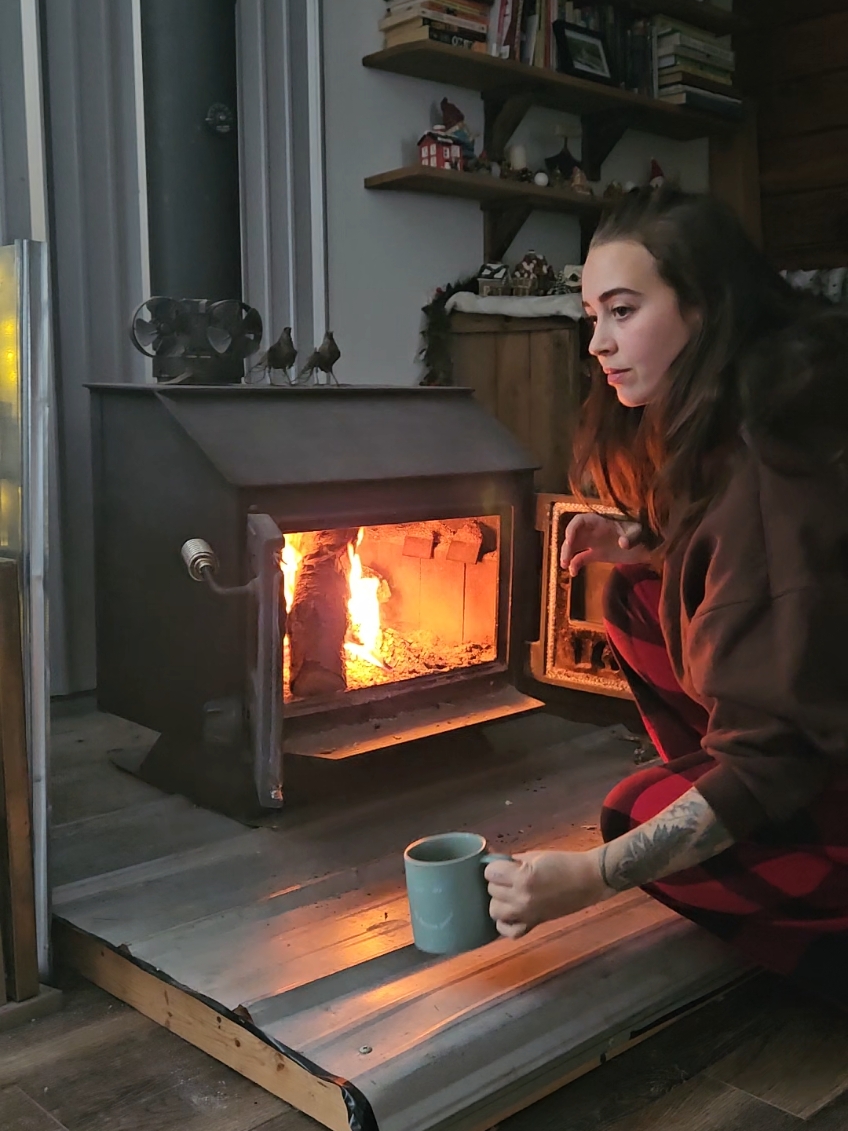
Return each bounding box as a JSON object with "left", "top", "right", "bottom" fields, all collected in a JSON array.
[
  {"left": 485, "top": 789, "right": 736, "bottom": 940},
  {"left": 560, "top": 512, "right": 649, "bottom": 576},
  {"left": 484, "top": 851, "right": 612, "bottom": 939}
]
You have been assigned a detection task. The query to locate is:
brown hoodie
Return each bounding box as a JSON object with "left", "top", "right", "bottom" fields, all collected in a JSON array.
[{"left": 660, "top": 436, "right": 848, "bottom": 839}]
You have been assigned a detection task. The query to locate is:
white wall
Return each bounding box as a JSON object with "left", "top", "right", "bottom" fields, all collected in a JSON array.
[{"left": 323, "top": 0, "right": 709, "bottom": 386}]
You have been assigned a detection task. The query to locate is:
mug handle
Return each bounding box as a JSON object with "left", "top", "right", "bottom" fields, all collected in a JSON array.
[{"left": 480, "top": 853, "right": 516, "bottom": 866}]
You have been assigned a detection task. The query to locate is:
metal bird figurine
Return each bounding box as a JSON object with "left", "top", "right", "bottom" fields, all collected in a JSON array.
[
  {"left": 295, "top": 331, "right": 341, "bottom": 386},
  {"left": 251, "top": 327, "right": 298, "bottom": 385}
]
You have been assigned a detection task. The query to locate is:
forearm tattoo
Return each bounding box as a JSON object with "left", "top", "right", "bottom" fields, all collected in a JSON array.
[{"left": 598, "top": 787, "right": 735, "bottom": 892}]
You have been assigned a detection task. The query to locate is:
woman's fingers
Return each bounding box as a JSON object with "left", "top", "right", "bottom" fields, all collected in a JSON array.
[
  {"left": 559, "top": 528, "right": 575, "bottom": 570},
  {"left": 567, "top": 547, "right": 594, "bottom": 576},
  {"left": 487, "top": 857, "right": 533, "bottom": 927},
  {"left": 489, "top": 894, "right": 529, "bottom": 935},
  {"left": 486, "top": 860, "right": 526, "bottom": 923},
  {"left": 488, "top": 893, "right": 517, "bottom": 918},
  {"left": 483, "top": 860, "right": 520, "bottom": 885},
  {"left": 561, "top": 514, "right": 645, "bottom": 570},
  {"left": 616, "top": 520, "right": 642, "bottom": 549},
  {"left": 559, "top": 513, "right": 593, "bottom": 570},
  {"left": 495, "top": 919, "right": 527, "bottom": 939}
]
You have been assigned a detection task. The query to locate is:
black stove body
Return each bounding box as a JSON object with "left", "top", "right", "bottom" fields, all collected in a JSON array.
[{"left": 88, "top": 385, "right": 550, "bottom": 810}]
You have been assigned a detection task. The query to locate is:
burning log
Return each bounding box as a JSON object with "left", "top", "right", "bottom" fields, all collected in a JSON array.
[{"left": 288, "top": 529, "right": 357, "bottom": 697}]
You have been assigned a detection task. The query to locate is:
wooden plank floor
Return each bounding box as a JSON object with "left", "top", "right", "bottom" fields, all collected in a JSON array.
[{"left": 38, "top": 698, "right": 848, "bottom": 1131}]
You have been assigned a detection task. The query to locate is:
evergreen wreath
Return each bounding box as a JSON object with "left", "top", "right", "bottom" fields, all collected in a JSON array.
[{"left": 418, "top": 274, "right": 479, "bottom": 386}]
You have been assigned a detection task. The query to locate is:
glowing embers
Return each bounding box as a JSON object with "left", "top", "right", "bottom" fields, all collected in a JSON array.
[{"left": 281, "top": 518, "right": 499, "bottom": 701}]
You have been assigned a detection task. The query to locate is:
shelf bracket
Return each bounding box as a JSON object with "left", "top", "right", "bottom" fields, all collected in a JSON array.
[
  {"left": 579, "top": 213, "right": 600, "bottom": 261},
  {"left": 482, "top": 202, "right": 533, "bottom": 262},
  {"left": 580, "top": 109, "right": 637, "bottom": 182},
  {"left": 483, "top": 88, "right": 538, "bottom": 163}
]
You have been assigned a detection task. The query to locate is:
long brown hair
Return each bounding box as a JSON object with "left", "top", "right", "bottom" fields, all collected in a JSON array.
[{"left": 570, "top": 186, "right": 823, "bottom": 543}]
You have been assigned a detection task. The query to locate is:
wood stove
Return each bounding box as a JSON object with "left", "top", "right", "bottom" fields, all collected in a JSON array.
[{"left": 88, "top": 384, "right": 629, "bottom": 812}]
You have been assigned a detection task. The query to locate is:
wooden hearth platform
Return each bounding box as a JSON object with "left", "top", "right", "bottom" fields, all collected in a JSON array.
[{"left": 51, "top": 707, "right": 747, "bottom": 1131}]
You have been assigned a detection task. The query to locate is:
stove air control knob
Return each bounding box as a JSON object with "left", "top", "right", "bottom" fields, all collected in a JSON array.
[{"left": 181, "top": 539, "right": 219, "bottom": 582}]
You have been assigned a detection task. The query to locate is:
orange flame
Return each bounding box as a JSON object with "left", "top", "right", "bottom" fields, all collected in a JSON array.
[
  {"left": 280, "top": 535, "right": 304, "bottom": 613},
  {"left": 345, "top": 529, "right": 384, "bottom": 668},
  {"left": 279, "top": 529, "right": 385, "bottom": 675}
]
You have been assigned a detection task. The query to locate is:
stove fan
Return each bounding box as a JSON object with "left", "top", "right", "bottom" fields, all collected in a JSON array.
[{"left": 130, "top": 297, "right": 263, "bottom": 384}]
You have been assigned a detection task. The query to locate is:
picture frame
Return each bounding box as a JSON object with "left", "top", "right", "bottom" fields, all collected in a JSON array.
[{"left": 552, "top": 20, "right": 615, "bottom": 85}]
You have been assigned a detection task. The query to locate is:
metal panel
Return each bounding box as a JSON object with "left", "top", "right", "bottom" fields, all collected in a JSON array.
[
  {"left": 153, "top": 385, "right": 538, "bottom": 487},
  {"left": 17, "top": 240, "right": 51, "bottom": 977},
  {"left": 246, "top": 513, "right": 284, "bottom": 807},
  {"left": 236, "top": 0, "right": 327, "bottom": 369},
  {"left": 0, "top": 240, "right": 52, "bottom": 976},
  {"left": 50, "top": 794, "right": 247, "bottom": 889},
  {"left": 52, "top": 705, "right": 751, "bottom": 1131},
  {"left": 236, "top": 0, "right": 297, "bottom": 350},
  {"left": 88, "top": 387, "right": 244, "bottom": 738},
  {"left": 0, "top": 1, "right": 35, "bottom": 244},
  {"left": 52, "top": 744, "right": 749, "bottom": 1131},
  {"left": 41, "top": 0, "right": 151, "bottom": 694},
  {"left": 312, "top": 910, "right": 745, "bottom": 1131},
  {"left": 304, "top": 0, "right": 328, "bottom": 344},
  {"left": 54, "top": 723, "right": 662, "bottom": 1010}
]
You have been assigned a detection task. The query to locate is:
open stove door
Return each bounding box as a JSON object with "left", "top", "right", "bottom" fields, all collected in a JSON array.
[
  {"left": 529, "top": 493, "right": 633, "bottom": 700},
  {"left": 246, "top": 513, "right": 285, "bottom": 807}
]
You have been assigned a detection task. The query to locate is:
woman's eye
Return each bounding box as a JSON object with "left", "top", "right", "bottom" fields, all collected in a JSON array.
[{"left": 611, "top": 306, "right": 633, "bottom": 319}]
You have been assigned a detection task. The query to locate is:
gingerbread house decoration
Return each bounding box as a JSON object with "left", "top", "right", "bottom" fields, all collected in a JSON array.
[
  {"left": 477, "top": 262, "right": 511, "bottom": 297},
  {"left": 552, "top": 264, "right": 583, "bottom": 294},
  {"left": 418, "top": 130, "right": 463, "bottom": 171},
  {"left": 511, "top": 250, "right": 556, "bottom": 297}
]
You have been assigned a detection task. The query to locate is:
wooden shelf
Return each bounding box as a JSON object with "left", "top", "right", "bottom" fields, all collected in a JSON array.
[
  {"left": 363, "top": 43, "right": 737, "bottom": 155},
  {"left": 365, "top": 165, "right": 603, "bottom": 216},
  {"left": 365, "top": 165, "right": 604, "bottom": 260},
  {"left": 362, "top": 40, "right": 741, "bottom": 258}
]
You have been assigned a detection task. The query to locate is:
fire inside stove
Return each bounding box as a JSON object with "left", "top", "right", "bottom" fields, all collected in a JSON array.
[{"left": 280, "top": 517, "right": 500, "bottom": 702}]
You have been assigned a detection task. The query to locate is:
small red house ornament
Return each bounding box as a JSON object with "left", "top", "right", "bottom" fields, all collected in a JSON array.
[{"left": 418, "top": 130, "right": 463, "bottom": 171}]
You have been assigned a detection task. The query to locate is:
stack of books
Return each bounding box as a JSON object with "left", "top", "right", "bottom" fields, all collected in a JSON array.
[
  {"left": 379, "top": 0, "right": 741, "bottom": 125},
  {"left": 379, "top": 0, "right": 494, "bottom": 52},
  {"left": 486, "top": 0, "right": 522, "bottom": 61},
  {"left": 490, "top": 0, "right": 600, "bottom": 66},
  {"left": 519, "top": 0, "right": 558, "bottom": 68},
  {"left": 653, "top": 16, "right": 741, "bottom": 119}
]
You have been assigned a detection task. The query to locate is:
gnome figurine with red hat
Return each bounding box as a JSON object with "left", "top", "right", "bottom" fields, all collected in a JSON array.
[{"left": 648, "top": 158, "right": 666, "bottom": 190}]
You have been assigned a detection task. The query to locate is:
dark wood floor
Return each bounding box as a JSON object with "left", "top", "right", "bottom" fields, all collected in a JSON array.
[{"left": 14, "top": 696, "right": 847, "bottom": 1131}]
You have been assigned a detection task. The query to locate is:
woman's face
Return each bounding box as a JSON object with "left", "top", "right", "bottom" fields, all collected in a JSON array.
[{"left": 581, "top": 239, "right": 697, "bottom": 408}]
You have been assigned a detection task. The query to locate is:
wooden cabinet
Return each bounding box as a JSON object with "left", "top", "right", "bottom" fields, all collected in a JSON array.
[{"left": 448, "top": 313, "right": 582, "bottom": 492}]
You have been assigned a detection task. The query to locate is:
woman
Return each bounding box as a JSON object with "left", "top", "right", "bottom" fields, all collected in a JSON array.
[{"left": 485, "top": 186, "right": 848, "bottom": 1006}]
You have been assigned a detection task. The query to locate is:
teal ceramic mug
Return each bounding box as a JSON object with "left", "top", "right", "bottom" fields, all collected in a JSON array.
[{"left": 403, "top": 831, "right": 514, "bottom": 955}]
